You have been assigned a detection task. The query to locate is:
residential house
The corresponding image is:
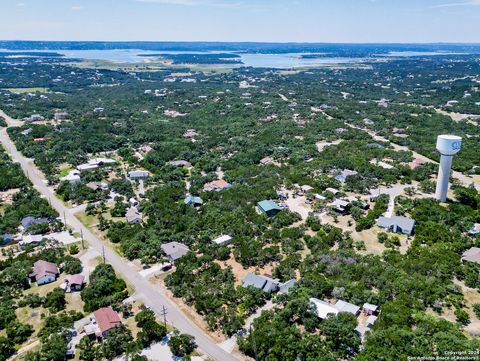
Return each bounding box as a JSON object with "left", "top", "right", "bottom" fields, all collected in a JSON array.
[
  {"left": 310, "top": 298, "right": 361, "bottom": 320},
  {"left": 257, "top": 200, "right": 282, "bottom": 217},
  {"left": 331, "top": 199, "right": 350, "bottom": 214},
  {"left": 168, "top": 160, "right": 192, "bottom": 168},
  {"left": 325, "top": 187, "right": 339, "bottom": 195},
  {"left": 184, "top": 195, "right": 203, "bottom": 207},
  {"left": 242, "top": 272, "right": 280, "bottom": 293},
  {"left": 126, "top": 207, "right": 142, "bottom": 225},
  {"left": 278, "top": 279, "right": 297, "bottom": 294},
  {"left": 377, "top": 216, "right": 415, "bottom": 235},
  {"left": 335, "top": 300, "right": 361, "bottom": 316},
  {"left": 21, "top": 216, "right": 50, "bottom": 230},
  {"left": 93, "top": 307, "right": 122, "bottom": 337},
  {"left": 128, "top": 170, "right": 149, "bottom": 180},
  {"left": 54, "top": 112, "right": 68, "bottom": 121},
  {"left": 363, "top": 303, "right": 378, "bottom": 316},
  {"left": 335, "top": 169, "right": 358, "bottom": 184},
  {"left": 77, "top": 158, "right": 116, "bottom": 173},
  {"left": 161, "top": 242, "right": 190, "bottom": 263},
  {"left": 462, "top": 247, "right": 480, "bottom": 265},
  {"left": 60, "top": 170, "right": 81, "bottom": 184},
  {"left": 183, "top": 129, "right": 198, "bottom": 138},
  {"left": 203, "top": 180, "right": 232, "bottom": 192},
  {"left": 310, "top": 298, "right": 340, "bottom": 319},
  {"left": 212, "top": 235, "right": 232, "bottom": 245},
  {"left": 29, "top": 260, "right": 59, "bottom": 285},
  {"left": 86, "top": 182, "right": 101, "bottom": 191},
  {"left": 19, "top": 234, "right": 45, "bottom": 246},
  {"left": 24, "top": 114, "right": 45, "bottom": 122},
  {"left": 259, "top": 157, "right": 274, "bottom": 165},
  {"left": 62, "top": 274, "right": 85, "bottom": 292},
  {"left": 468, "top": 223, "right": 480, "bottom": 237}
]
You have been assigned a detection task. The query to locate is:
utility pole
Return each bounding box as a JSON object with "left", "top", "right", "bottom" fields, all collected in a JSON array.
[
  {"left": 80, "top": 228, "right": 85, "bottom": 249},
  {"left": 63, "top": 211, "right": 67, "bottom": 226},
  {"left": 102, "top": 246, "right": 106, "bottom": 264},
  {"left": 160, "top": 306, "right": 168, "bottom": 329}
]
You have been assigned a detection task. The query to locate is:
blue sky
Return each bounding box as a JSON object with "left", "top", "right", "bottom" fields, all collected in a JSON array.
[{"left": 1, "top": 0, "right": 480, "bottom": 42}]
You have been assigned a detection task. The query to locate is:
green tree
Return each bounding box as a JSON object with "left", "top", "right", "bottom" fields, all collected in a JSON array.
[
  {"left": 63, "top": 256, "right": 82, "bottom": 274},
  {"left": 77, "top": 336, "right": 98, "bottom": 361},
  {"left": 101, "top": 325, "right": 133, "bottom": 360},
  {"left": 44, "top": 288, "right": 66, "bottom": 313},
  {"left": 168, "top": 333, "right": 196, "bottom": 358},
  {"left": 40, "top": 333, "right": 68, "bottom": 361},
  {"left": 6, "top": 321, "right": 33, "bottom": 344},
  {"left": 0, "top": 336, "right": 14, "bottom": 361}
]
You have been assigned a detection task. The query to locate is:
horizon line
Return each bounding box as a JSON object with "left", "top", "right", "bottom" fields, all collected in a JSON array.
[{"left": 2, "top": 40, "right": 480, "bottom": 46}]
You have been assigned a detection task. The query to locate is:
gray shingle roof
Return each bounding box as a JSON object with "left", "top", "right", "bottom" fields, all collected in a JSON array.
[
  {"left": 161, "top": 242, "right": 190, "bottom": 262},
  {"left": 242, "top": 272, "right": 279, "bottom": 293},
  {"left": 377, "top": 216, "right": 415, "bottom": 234}
]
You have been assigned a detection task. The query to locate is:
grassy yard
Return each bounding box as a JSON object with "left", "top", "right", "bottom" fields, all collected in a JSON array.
[{"left": 4, "top": 87, "right": 51, "bottom": 93}]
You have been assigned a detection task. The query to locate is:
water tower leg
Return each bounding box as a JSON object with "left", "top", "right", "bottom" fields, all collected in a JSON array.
[{"left": 435, "top": 154, "right": 453, "bottom": 202}]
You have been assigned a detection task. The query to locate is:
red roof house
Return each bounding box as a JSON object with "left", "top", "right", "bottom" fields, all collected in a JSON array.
[
  {"left": 29, "top": 260, "right": 59, "bottom": 285},
  {"left": 93, "top": 307, "right": 121, "bottom": 337}
]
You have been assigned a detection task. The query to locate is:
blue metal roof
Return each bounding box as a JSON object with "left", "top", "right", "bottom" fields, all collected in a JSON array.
[
  {"left": 184, "top": 195, "right": 203, "bottom": 205},
  {"left": 257, "top": 200, "right": 282, "bottom": 213}
]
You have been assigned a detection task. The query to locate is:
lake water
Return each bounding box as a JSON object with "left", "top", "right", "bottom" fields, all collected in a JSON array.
[{"left": 0, "top": 48, "right": 470, "bottom": 68}]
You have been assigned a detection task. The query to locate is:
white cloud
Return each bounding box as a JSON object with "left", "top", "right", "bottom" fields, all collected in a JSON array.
[
  {"left": 433, "top": 0, "right": 480, "bottom": 8},
  {"left": 17, "top": 2, "right": 25, "bottom": 6},
  {"left": 71, "top": 5, "right": 83, "bottom": 11}
]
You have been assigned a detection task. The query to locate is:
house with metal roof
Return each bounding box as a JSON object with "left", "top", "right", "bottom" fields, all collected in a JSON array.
[
  {"left": 242, "top": 272, "right": 280, "bottom": 293},
  {"left": 278, "top": 279, "right": 297, "bottom": 294},
  {"left": 212, "top": 235, "right": 232, "bottom": 245},
  {"left": 128, "top": 170, "right": 149, "bottom": 180},
  {"left": 184, "top": 195, "right": 203, "bottom": 207},
  {"left": 377, "top": 216, "right": 415, "bottom": 235},
  {"left": 334, "top": 300, "right": 360, "bottom": 316},
  {"left": 310, "top": 298, "right": 340, "bottom": 319},
  {"left": 257, "top": 200, "right": 282, "bottom": 217},
  {"left": 29, "top": 260, "right": 59, "bottom": 285},
  {"left": 93, "top": 307, "right": 122, "bottom": 337},
  {"left": 310, "top": 298, "right": 361, "bottom": 319},
  {"left": 363, "top": 303, "right": 378, "bottom": 315},
  {"left": 331, "top": 199, "right": 350, "bottom": 213}
]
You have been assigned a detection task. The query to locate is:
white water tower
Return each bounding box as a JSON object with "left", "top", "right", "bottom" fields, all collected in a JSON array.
[{"left": 435, "top": 134, "right": 462, "bottom": 202}]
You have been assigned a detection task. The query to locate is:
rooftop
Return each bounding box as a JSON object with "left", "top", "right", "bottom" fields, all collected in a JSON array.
[{"left": 462, "top": 247, "right": 480, "bottom": 264}]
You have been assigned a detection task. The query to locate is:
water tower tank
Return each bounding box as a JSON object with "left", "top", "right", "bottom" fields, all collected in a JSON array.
[{"left": 436, "top": 135, "right": 462, "bottom": 156}]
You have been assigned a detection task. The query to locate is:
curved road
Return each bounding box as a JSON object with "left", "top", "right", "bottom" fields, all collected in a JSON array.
[{"left": 0, "top": 110, "right": 240, "bottom": 361}]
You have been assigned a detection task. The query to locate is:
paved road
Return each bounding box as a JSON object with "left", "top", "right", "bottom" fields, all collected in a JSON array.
[{"left": 0, "top": 110, "right": 241, "bottom": 361}]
